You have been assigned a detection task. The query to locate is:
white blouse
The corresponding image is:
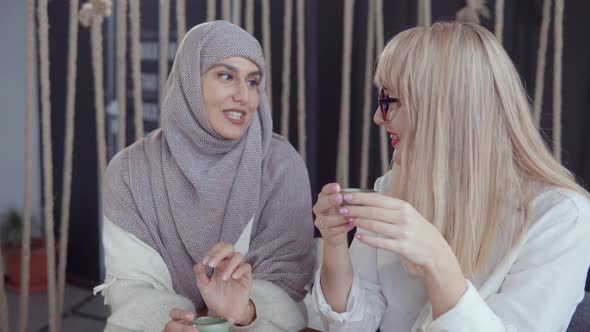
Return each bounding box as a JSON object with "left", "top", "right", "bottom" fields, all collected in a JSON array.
[{"left": 313, "top": 172, "right": 590, "bottom": 332}]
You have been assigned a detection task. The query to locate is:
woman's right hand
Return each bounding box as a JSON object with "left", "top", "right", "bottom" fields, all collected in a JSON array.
[
  {"left": 313, "top": 183, "right": 355, "bottom": 248},
  {"left": 164, "top": 308, "right": 198, "bottom": 332}
]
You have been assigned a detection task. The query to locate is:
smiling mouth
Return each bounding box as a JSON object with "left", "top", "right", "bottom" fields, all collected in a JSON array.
[
  {"left": 388, "top": 131, "right": 400, "bottom": 147},
  {"left": 223, "top": 109, "right": 247, "bottom": 125}
]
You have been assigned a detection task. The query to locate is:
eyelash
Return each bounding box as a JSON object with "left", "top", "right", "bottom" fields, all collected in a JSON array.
[{"left": 217, "top": 73, "right": 260, "bottom": 87}]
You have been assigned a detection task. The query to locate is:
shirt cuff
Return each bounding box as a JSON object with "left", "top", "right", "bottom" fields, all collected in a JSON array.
[
  {"left": 427, "top": 280, "right": 502, "bottom": 331},
  {"left": 312, "top": 268, "right": 362, "bottom": 323}
]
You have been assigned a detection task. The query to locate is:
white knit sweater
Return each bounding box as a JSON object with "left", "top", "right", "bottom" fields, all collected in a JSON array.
[{"left": 94, "top": 217, "right": 308, "bottom": 332}]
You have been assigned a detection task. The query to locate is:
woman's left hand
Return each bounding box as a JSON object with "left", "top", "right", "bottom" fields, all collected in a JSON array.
[
  {"left": 339, "top": 192, "right": 454, "bottom": 271},
  {"left": 194, "top": 243, "right": 256, "bottom": 326}
]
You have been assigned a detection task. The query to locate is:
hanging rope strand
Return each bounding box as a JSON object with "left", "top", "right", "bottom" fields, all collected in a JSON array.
[
  {"left": 417, "top": 0, "right": 432, "bottom": 27},
  {"left": 38, "top": 0, "right": 58, "bottom": 330},
  {"left": 245, "top": 0, "right": 254, "bottom": 34},
  {"left": 494, "top": 0, "right": 504, "bottom": 43},
  {"left": 207, "top": 0, "right": 216, "bottom": 21},
  {"left": 336, "top": 0, "right": 355, "bottom": 187},
  {"left": 280, "top": 0, "right": 293, "bottom": 137},
  {"left": 533, "top": 0, "right": 552, "bottom": 127},
  {"left": 80, "top": 0, "right": 112, "bottom": 180},
  {"left": 159, "top": 0, "right": 171, "bottom": 115},
  {"left": 0, "top": 242, "right": 7, "bottom": 332},
  {"left": 222, "top": 0, "right": 231, "bottom": 22},
  {"left": 261, "top": 0, "right": 273, "bottom": 108},
  {"left": 56, "top": 1, "right": 81, "bottom": 329},
  {"left": 117, "top": 0, "right": 128, "bottom": 151},
  {"left": 297, "top": 0, "right": 306, "bottom": 161},
  {"left": 361, "top": 0, "right": 376, "bottom": 189},
  {"left": 16, "top": 1, "right": 37, "bottom": 331},
  {"left": 130, "top": 0, "right": 144, "bottom": 140},
  {"left": 374, "top": 0, "right": 388, "bottom": 174},
  {"left": 234, "top": 0, "right": 242, "bottom": 27},
  {"left": 553, "top": 0, "right": 564, "bottom": 161},
  {"left": 176, "top": 0, "right": 186, "bottom": 41}
]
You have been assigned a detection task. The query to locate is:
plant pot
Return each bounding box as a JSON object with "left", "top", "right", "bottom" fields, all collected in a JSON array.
[{"left": 3, "top": 239, "right": 57, "bottom": 293}]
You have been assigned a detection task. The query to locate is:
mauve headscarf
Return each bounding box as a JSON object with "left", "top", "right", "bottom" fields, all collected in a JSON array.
[{"left": 102, "top": 21, "right": 314, "bottom": 308}]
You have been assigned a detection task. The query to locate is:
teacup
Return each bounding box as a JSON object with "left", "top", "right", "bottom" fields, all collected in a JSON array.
[
  {"left": 191, "top": 316, "right": 231, "bottom": 332},
  {"left": 340, "top": 188, "right": 376, "bottom": 206}
]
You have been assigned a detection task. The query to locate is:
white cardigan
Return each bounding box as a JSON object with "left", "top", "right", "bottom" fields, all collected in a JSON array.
[
  {"left": 95, "top": 216, "right": 308, "bottom": 332},
  {"left": 313, "top": 173, "right": 590, "bottom": 332}
]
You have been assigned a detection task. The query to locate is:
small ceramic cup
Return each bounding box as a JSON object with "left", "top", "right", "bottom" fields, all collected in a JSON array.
[
  {"left": 191, "top": 316, "right": 231, "bottom": 332},
  {"left": 340, "top": 188, "right": 376, "bottom": 206}
]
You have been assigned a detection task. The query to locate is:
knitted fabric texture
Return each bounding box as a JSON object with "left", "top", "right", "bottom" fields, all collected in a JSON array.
[{"left": 103, "top": 21, "right": 314, "bottom": 308}]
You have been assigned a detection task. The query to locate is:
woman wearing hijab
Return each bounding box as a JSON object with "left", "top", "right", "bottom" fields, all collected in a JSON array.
[{"left": 95, "top": 21, "right": 314, "bottom": 332}]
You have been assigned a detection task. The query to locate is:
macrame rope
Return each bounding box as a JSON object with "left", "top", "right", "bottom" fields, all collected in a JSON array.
[
  {"left": 456, "top": 0, "right": 490, "bottom": 24},
  {"left": 15, "top": 1, "right": 37, "bottom": 330},
  {"left": 261, "top": 0, "right": 273, "bottom": 108},
  {"left": 38, "top": 0, "right": 58, "bottom": 330},
  {"left": 159, "top": 0, "right": 171, "bottom": 114},
  {"left": 297, "top": 0, "right": 307, "bottom": 161},
  {"left": 361, "top": 0, "right": 376, "bottom": 189},
  {"left": 553, "top": 0, "right": 564, "bottom": 161},
  {"left": 0, "top": 242, "right": 7, "bottom": 332},
  {"left": 80, "top": 0, "right": 111, "bottom": 182},
  {"left": 417, "top": 0, "right": 431, "bottom": 27},
  {"left": 494, "top": 0, "right": 504, "bottom": 43},
  {"left": 56, "top": 0, "right": 81, "bottom": 329},
  {"left": 375, "top": 0, "right": 389, "bottom": 175},
  {"left": 176, "top": 0, "right": 186, "bottom": 41},
  {"left": 533, "top": 0, "right": 552, "bottom": 127},
  {"left": 207, "top": 0, "right": 216, "bottom": 21},
  {"left": 223, "top": 0, "right": 231, "bottom": 22},
  {"left": 130, "top": 0, "right": 144, "bottom": 140},
  {"left": 235, "top": 0, "right": 242, "bottom": 27},
  {"left": 245, "top": 0, "right": 254, "bottom": 34},
  {"left": 280, "top": 0, "right": 293, "bottom": 137},
  {"left": 117, "top": 0, "right": 128, "bottom": 151},
  {"left": 336, "top": 0, "right": 355, "bottom": 187}
]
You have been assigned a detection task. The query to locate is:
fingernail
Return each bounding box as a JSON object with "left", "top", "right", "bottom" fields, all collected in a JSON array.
[
  {"left": 186, "top": 313, "right": 193, "bottom": 320},
  {"left": 209, "top": 260, "right": 216, "bottom": 268},
  {"left": 355, "top": 233, "right": 361, "bottom": 239},
  {"left": 222, "top": 273, "right": 229, "bottom": 281},
  {"left": 202, "top": 256, "right": 209, "bottom": 265},
  {"left": 343, "top": 194, "right": 353, "bottom": 202},
  {"left": 347, "top": 217, "right": 355, "bottom": 223},
  {"left": 333, "top": 194, "right": 343, "bottom": 204},
  {"left": 339, "top": 207, "right": 349, "bottom": 215}
]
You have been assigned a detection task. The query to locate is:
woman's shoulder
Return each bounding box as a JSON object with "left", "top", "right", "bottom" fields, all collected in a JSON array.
[
  {"left": 266, "top": 134, "right": 308, "bottom": 173},
  {"left": 526, "top": 184, "right": 590, "bottom": 239},
  {"left": 105, "top": 130, "right": 162, "bottom": 183}
]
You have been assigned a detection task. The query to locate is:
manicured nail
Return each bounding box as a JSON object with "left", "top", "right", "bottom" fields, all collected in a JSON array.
[
  {"left": 339, "top": 207, "right": 349, "bottom": 215},
  {"left": 333, "top": 194, "right": 343, "bottom": 204},
  {"left": 222, "top": 273, "right": 229, "bottom": 281},
  {"left": 186, "top": 313, "right": 193, "bottom": 320},
  {"left": 343, "top": 194, "right": 353, "bottom": 202},
  {"left": 209, "top": 260, "right": 217, "bottom": 268},
  {"left": 355, "top": 233, "right": 362, "bottom": 239},
  {"left": 202, "top": 256, "right": 209, "bottom": 265},
  {"left": 347, "top": 217, "right": 355, "bottom": 223}
]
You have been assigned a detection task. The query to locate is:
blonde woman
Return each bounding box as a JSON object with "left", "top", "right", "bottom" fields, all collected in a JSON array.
[{"left": 312, "top": 22, "right": 590, "bottom": 331}]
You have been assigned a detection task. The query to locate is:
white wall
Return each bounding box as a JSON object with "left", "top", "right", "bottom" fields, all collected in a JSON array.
[{"left": 0, "top": 0, "right": 41, "bottom": 231}]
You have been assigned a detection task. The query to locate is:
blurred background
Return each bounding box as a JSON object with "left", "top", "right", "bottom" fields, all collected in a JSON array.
[{"left": 1, "top": 0, "right": 589, "bottom": 331}]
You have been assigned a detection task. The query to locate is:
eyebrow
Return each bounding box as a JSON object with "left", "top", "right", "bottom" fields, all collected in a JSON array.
[{"left": 209, "top": 64, "right": 261, "bottom": 77}]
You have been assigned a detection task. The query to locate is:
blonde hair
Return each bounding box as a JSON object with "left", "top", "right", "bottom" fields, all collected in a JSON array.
[{"left": 374, "top": 22, "right": 588, "bottom": 277}]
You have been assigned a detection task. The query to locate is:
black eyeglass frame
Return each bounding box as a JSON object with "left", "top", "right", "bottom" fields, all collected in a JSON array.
[{"left": 378, "top": 88, "right": 399, "bottom": 121}]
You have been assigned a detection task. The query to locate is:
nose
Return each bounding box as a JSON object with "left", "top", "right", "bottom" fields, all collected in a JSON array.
[
  {"left": 232, "top": 82, "right": 249, "bottom": 104},
  {"left": 373, "top": 107, "right": 386, "bottom": 126}
]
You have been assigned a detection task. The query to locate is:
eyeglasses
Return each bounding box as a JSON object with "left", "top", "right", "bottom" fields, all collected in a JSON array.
[{"left": 378, "top": 88, "right": 399, "bottom": 121}]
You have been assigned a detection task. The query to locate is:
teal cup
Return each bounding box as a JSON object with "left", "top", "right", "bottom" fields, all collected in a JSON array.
[
  {"left": 191, "top": 316, "right": 231, "bottom": 332},
  {"left": 340, "top": 188, "right": 376, "bottom": 206}
]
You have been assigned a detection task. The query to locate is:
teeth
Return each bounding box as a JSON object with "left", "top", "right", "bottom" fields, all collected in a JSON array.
[
  {"left": 389, "top": 133, "right": 399, "bottom": 141},
  {"left": 226, "top": 111, "right": 243, "bottom": 120}
]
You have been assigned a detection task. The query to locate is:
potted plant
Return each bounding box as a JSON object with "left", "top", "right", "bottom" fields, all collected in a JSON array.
[{"left": 1, "top": 208, "right": 50, "bottom": 293}]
